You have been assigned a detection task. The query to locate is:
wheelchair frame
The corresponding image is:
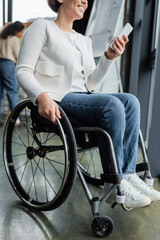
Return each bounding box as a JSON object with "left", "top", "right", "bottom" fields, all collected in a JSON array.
[{"left": 3, "top": 98, "right": 153, "bottom": 238}]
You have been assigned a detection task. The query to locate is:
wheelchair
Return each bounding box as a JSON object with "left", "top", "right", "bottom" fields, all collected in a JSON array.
[{"left": 3, "top": 98, "right": 153, "bottom": 238}]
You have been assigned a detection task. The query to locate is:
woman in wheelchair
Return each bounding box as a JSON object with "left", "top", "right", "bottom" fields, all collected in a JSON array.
[{"left": 16, "top": 0, "right": 160, "bottom": 209}]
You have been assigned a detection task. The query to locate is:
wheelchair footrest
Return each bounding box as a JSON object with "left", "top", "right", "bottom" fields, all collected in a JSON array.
[
  {"left": 111, "top": 194, "right": 125, "bottom": 209},
  {"left": 101, "top": 173, "right": 121, "bottom": 184},
  {"left": 136, "top": 162, "right": 150, "bottom": 172},
  {"left": 116, "top": 194, "right": 125, "bottom": 204}
]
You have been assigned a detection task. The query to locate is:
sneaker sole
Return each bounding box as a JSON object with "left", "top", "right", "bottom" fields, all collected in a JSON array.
[
  {"left": 106, "top": 198, "right": 151, "bottom": 208},
  {"left": 148, "top": 196, "right": 160, "bottom": 202},
  {"left": 125, "top": 199, "right": 151, "bottom": 208}
]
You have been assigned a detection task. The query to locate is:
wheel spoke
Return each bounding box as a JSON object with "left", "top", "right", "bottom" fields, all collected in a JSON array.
[
  {"left": 45, "top": 157, "right": 65, "bottom": 166},
  {"left": 19, "top": 158, "right": 30, "bottom": 183},
  {"left": 78, "top": 147, "right": 103, "bottom": 185},
  {"left": 45, "top": 156, "right": 64, "bottom": 180},
  {"left": 41, "top": 133, "right": 56, "bottom": 145},
  {"left": 78, "top": 151, "right": 85, "bottom": 164},
  {"left": 15, "top": 159, "right": 30, "bottom": 171},
  {"left": 18, "top": 115, "right": 33, "bottom": 140},
  {"left": 33, "top": 158, "right": 57, "bottom": 195},
  {"left": 43, "top": 158, "right": 48, "bottom": 202},
  {"left": 13, "top": 128, "right": 27, "bottom": 148},
  {"left": 28, "top": 158, "right": 40, "bottom": 200},
  {"left": 89, "top": 150, "right": 97, "bottom": 177},
  {"left": 11, "top": 153, "right": 27, "bottom": 157},
  {"left": 11, "top": 141, "right": 25, "bottom": 146}
]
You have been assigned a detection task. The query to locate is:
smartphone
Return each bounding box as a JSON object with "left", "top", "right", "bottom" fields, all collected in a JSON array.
[{"left": 110, "top": 23, "right": 133, "bottom": 50}]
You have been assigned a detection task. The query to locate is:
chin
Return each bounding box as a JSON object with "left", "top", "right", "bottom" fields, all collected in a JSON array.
[
  {"left": 75, "top": 13, "right": 84, "bottom": 20},
  {"left": 76, "top": 16, "right": 83, "bottom": 20}
]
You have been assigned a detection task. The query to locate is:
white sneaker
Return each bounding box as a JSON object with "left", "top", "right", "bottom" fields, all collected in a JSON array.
[
  {"left": 124, "top": 174, "right": 160, "bottom": 202},
  {"left": 106, "top": 179, "right": 151, "bottom": 208},
  {"left": 120, "top": 179, "right": 151, "bottom": 208}
]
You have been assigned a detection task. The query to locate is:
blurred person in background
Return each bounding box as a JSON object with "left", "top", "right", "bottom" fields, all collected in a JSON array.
[{"left": 0, "top": 21, "right": 25, "bottom": 126}]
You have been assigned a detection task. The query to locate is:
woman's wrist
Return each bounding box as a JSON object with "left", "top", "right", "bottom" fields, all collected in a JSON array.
[
  {"left": 104, "top": 51, "right": 115, "bottom": 61},
  {"left": 36, "top": 92, "right": 48, "bottom": 104}
]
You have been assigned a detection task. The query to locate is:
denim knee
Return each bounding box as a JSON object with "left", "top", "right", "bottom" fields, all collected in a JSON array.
[
  {"left": 100, "top": 97, "right": 126, "bottom": 133},
  {"left": 125, "top": 93, "right": 140, "bottom": 115}
]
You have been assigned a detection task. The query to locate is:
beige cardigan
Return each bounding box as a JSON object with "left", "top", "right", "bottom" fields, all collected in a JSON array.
[
  {"left": 0, "top": 36, "right": 20, "bottom": 63},
  {"left": 16, "top": 18, "right": 113, "bottom": 104}
]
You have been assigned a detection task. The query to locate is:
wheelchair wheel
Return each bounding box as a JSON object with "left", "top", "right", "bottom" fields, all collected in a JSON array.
[
  {"left": 91, "top": 216, "right": 114, "bottom": 238},
  {"left": 78, "top": 147, "right": 103, "bottom": 186},
  {"left": 3, "top": 99, "right": 77, "bottom": 211}
]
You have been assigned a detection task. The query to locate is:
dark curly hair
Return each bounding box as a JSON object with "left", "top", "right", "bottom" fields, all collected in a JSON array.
[
  {"left": 48, "top": 0, "right": 61, "bottom": 13},
  {"left": 0, "top": 21, "right": 25, "bottom": 39}
]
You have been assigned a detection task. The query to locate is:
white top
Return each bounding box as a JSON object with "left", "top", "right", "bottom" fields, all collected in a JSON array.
[
  {"left": 16, "top": 18, "right": 113, "bottom": 104},
  {"left": 66, "top": 32, "right": 87, "bottom": 92}
]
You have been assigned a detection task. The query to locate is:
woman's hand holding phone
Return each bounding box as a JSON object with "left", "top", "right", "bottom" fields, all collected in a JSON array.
[
  {"left": 105, "top": 35, "right": 129, "bottom": 60},
  {"left": 105, "top": 23, "right": 133, "bottom": 60}
]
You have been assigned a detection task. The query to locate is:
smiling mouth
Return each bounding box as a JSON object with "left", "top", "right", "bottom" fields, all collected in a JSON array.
[{"left": 77, "top": 5, "right": 85, "bottom": 13}]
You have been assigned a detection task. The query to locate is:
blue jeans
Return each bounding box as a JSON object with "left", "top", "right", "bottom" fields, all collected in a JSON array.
[
  {"left": 0, "top": 58, "right": 18, "bottom": 114},
  {"left": 58, "top": 92, "right": 140, "bottom": 179}
]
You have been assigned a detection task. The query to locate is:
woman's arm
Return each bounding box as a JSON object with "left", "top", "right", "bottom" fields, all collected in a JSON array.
[
  {"left": 16, "top": 18, "right": 61, "bottom": 123},
  {"left": 16, "top": 18, "right": 47, "bottom": 104}
]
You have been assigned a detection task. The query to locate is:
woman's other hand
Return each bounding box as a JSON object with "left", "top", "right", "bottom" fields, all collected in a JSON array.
[
  {"left": 36, "top": 92, "right": 61, "bottom": 124},
  {"left": 105, "top": 35, "right": 129, "bottom": 61}
]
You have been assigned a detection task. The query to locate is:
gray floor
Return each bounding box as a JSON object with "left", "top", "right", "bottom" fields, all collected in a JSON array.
[{"left": 0, "top": 123, "right": 160, "bottom": 240}]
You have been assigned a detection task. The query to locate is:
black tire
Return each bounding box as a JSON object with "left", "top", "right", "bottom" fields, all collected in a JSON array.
[
  {"left": 91, "top": 216, "right": 114, "bottom": 238},
  {"left": 78, "top": 147, "right": 103, "bottom": 186},
  {"left": 3, "top": 99, "right": 77, "bottom": 211}
]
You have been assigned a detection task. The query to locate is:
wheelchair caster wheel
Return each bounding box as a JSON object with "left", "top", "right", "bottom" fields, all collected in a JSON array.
[{"left": 91, "top": 216, "right": 114, "bottom": 238}]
